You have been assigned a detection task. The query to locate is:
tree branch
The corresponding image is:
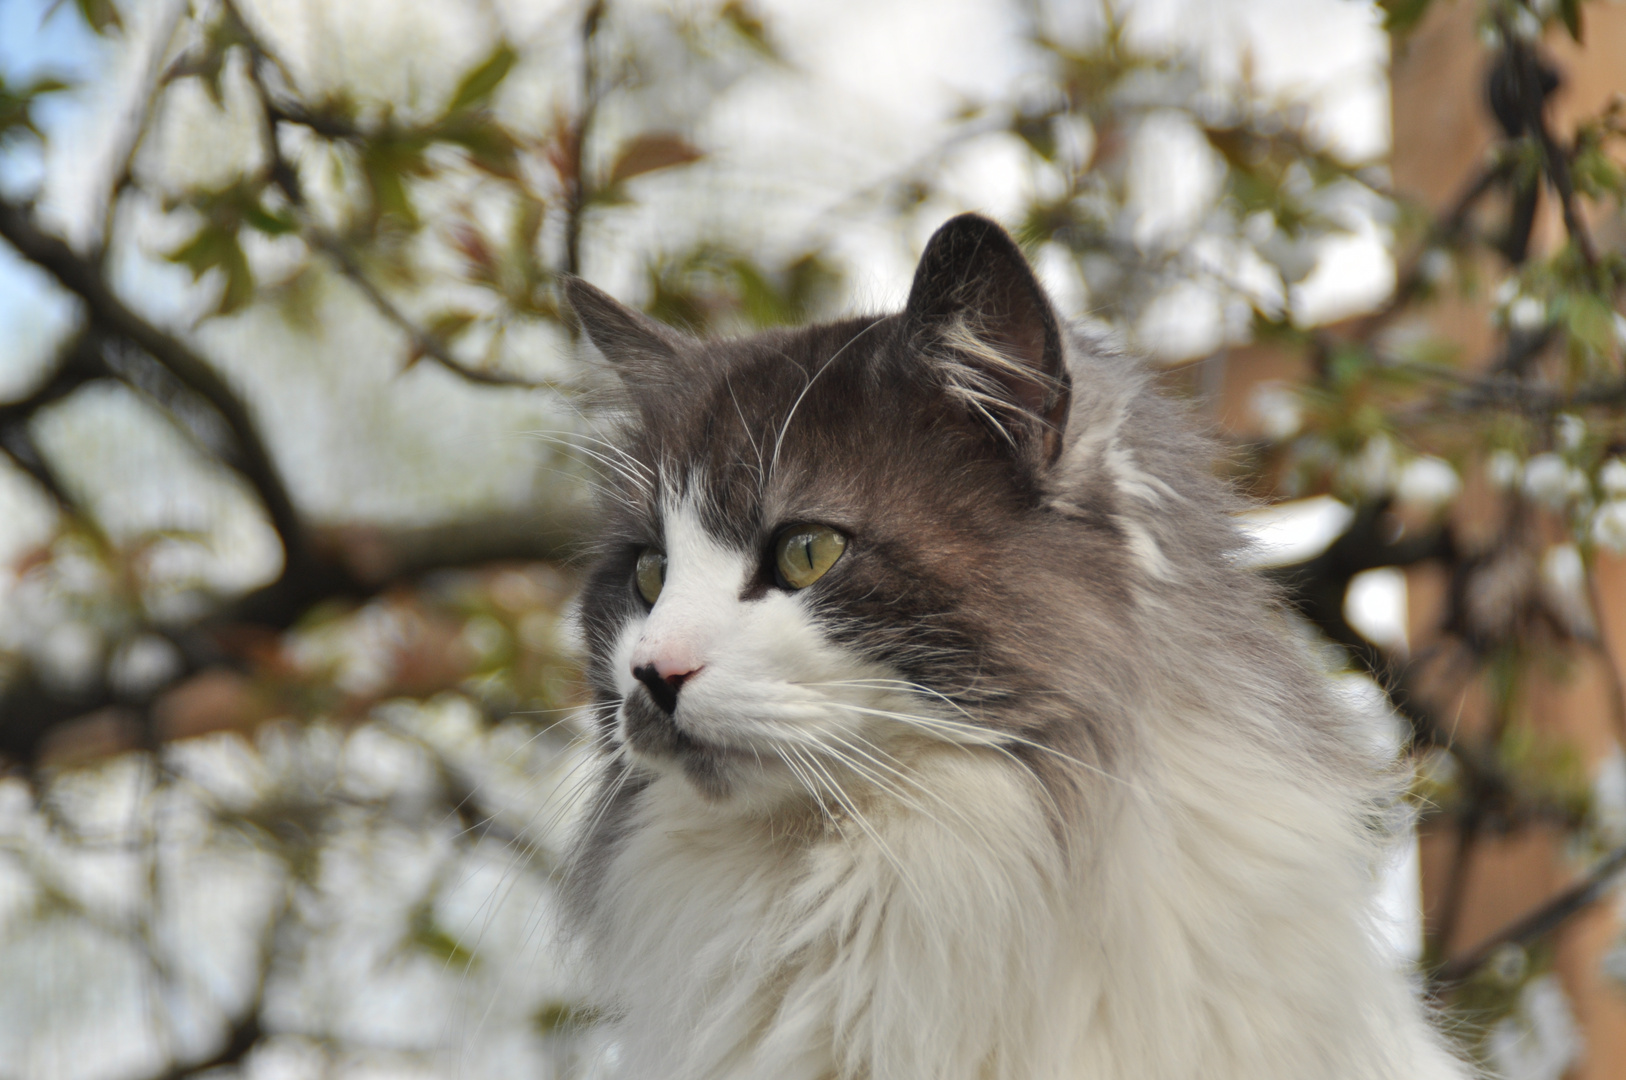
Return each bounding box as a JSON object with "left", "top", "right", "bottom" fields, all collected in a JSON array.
[
  {"left": 0, "top": 198, "right": 307, "bottom": 567},
  {"left": 564, "top": 0, "right": 606, "bottom": 279},
  {"left": 1433, "top": 841, "right": 1626, "bottom": 986}
]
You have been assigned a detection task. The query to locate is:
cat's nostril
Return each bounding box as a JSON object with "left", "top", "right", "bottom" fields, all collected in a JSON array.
[{"left": 632, "top": 663, "right": 688, "bottom": 715}]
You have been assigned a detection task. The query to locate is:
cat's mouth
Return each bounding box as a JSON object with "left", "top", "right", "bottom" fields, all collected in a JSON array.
[{"left": 619, "top": 693, "right": 759, "bottom": 797}]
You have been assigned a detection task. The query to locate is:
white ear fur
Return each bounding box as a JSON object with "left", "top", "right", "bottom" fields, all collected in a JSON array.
[{"left": 904, "top": 214, "right": 1072, "bottom": 467}]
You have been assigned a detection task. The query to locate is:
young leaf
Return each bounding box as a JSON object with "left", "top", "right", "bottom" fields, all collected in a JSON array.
[
  {"left": 361, "top": 134, "right": 432, "bottom": 227},
  {"left": 446, "top": 44, "right": 518, "bottom": 115},
  {"left": 607, "top": 133, "right": 703, "bottom": 186}
]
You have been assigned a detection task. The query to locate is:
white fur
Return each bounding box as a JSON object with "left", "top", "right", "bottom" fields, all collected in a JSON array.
[{"left": 573, "top": 475, "right": 1469, "bottom": 1080}]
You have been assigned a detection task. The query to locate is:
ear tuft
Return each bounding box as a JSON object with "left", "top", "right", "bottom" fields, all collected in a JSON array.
[
  {"left": 904, "top": 214, "right": 1071, "bottom": 467},
  {"left": 562, "top": 276, "right": 688, "bottom": 382}
]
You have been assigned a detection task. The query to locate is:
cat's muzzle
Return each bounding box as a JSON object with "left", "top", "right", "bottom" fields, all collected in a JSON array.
[
  {"left": 621, "top": 691, "right": 693, "bottom": 758},
  {"left": 619, "top": 693, "right": 740, "bottom": 800}
]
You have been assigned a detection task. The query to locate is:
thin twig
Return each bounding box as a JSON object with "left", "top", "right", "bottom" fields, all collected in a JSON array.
[
  {"left": 310, "top": 231, "right": 568, "bottom": 390},
  {"left": 1588, "top": 570, "right": 1626, "bottom": 751},
  {"left": 1434, "top": 842, "right": 1626, "bottom": 986},
  {"left": 229, "top": 28, "right": 563, "bottom": 392},
  {"left": 564, "top": 0, "right": 606, "bottom": 278}
]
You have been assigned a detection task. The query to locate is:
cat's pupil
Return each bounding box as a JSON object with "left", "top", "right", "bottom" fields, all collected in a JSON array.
[{"left": 774, "top": 525, "right": 847, "bottom": 590}]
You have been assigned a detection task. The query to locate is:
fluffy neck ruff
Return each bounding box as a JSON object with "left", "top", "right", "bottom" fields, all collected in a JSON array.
[{"left": 566, "top": 693, "right": 1463, "bottom": 1080}]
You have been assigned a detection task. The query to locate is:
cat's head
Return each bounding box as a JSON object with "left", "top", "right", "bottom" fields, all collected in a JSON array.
[{"left": 568, "top": 215, "right": 1138, "bottom": 806}]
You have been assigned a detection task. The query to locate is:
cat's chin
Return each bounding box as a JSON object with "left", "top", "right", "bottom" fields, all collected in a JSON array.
[
  {"left": 626, "top": 742, "right": 800, "bottom": 807},
  {"left": 618, "top": 698, "right": 787, "bottom": 804}
]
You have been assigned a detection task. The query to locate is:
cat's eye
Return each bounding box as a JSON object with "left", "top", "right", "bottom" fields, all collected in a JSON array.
[
  {"left": 635, "top": 549, "right": 666, "bottom": 604},
  {"left": 774, "top": 526, "right": 847, "bottom": 590}
]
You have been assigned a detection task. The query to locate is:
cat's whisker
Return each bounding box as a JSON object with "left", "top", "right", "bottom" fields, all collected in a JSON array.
[
  {"left": 796, "top": 677, "right": 990, "bottom": 719},
  {"left": 807, "top": 735, "right": 1040, "bottom": 921},
  {"left": 817, "top": 699, "right": 1141, "bottom": 800},
  {"left": 454, "top": 730, "right": 616, "bottom": 933},
  {"left": 528, "top": 432, "right": 654, "bottom": 496},
  {"left": 526, "top": 425, "right": 655, "bottom": 478},
  {"left": 784, "top": 742, "right": 932, "bottom": 913},
  {"left": 780, "top": 728, "right": 959, "bottom": 837},
  {"left": 773, "top": 744, "right": 838, "bottom": 830},
  {"left": 769, "top": 318, "right": 885, "bottom": 480},
  {"left": 723, "top": 374, "right": 768, "bottom": 490}
]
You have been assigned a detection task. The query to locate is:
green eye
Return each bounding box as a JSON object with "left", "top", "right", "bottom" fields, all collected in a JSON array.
[
  {"left": 635, "top": 549, "right": 666, "bottom": 604},
  {"left": 774, "top": 526, "right": 847, "bottom": 590}
]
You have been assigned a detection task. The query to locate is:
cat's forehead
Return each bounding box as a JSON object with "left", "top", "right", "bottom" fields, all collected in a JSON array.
[{"left": 609, "top": 315, "right": 988, "bottom": 542}]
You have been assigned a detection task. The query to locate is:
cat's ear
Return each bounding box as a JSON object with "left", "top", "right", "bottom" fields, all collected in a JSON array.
[
  {"left": 563, "top": 276, "right": 690, "bottom": 384},
  {"left": 903, "top": 213, "right": 1071, "bottom": 468}
]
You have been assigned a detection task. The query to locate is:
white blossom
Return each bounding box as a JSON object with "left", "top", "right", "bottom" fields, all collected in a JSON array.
[
  {"left": 1249, "top": 383, "right": 1303, "bottom": 441},
  {"left": 1486, "top": 449, "right": 1522, "bottom": 490},
  {"left": 1395, "top": 456, "right": 1460, "bottom": 511},
  {"left": 1600, "top": 458, "right": 1626, "bottom": 499},
  {"left": 1523, "top": 452, "right": 1586, "bottom": 508},
  {"left": 1509, "top": 295, "right": 1547, "bottom": 333},
  {"left": 1556, "top": 414, "right": 1585, "bottom": 452},
  {"left": 1417, "top": 248, "right": 1451, "bottom": 285},
  {"left": 1540, "top": 543, "right": 1585, "bottom": 607},
  {"left": 108, "top": 634, "right": 183, "bottom": 697},
  {"left": 1593, "top": 500, "right": 1626, "bottom": 554},
  {"left": 1344, "top": 434, "right": 1398, "bottom": 497}
]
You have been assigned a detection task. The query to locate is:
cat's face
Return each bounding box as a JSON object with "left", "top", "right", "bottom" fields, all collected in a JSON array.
[{"left": 570, "top": 216, "right": 1127, "bottom": 805}]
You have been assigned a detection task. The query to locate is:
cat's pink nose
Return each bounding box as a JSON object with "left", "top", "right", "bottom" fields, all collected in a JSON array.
[{"left": 655, "top": 656, "right": 700, "bottom": 682}]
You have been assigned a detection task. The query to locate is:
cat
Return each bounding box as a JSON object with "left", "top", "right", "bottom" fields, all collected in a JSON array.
[{"left": 558, "top": 214, "right": 1468, "bottom": 1080}]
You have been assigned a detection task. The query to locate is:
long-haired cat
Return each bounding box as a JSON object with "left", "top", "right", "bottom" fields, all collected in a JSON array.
[{"left": 559, "top": 214, "right": 1468, "bottom": 1080}]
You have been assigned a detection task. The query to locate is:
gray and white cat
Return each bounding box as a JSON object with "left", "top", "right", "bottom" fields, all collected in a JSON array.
[{"left": 560, "top": 214, "right": 1468, "bottom": 1080}]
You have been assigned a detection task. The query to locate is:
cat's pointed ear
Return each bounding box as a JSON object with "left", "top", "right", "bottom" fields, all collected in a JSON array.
[
  {"left": 904, "top": 213, "right": 1071, "bottom": 468},
  {"left": 563, "top": 276, "right": 690, "bottom": 383}
]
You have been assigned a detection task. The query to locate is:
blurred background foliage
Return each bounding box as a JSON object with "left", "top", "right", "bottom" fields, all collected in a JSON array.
[{"left": 3, "top": 0, "right": 1626, "bottom": 1077}]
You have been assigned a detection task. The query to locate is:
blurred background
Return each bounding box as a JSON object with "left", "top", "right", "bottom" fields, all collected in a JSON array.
[{"left": 1, "top": 0, "right": 1625, "bottom": 1076}]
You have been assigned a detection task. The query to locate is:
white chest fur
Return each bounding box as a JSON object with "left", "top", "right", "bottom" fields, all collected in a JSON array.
[{"left": 573, "top": 727, "right": 1469, "bottom": 1080}]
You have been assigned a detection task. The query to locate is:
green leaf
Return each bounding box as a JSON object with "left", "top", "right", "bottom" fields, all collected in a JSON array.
[
  {"left": 426, "top": 310, "right": 477, "bottom": 342},
  {"left": 1562, "top": 292, "right": 1615, "bottom": 356},
  {"left": 1014, "top": 113, "right": 1057, "bottom": 161},
  {"left": 0, "top": 75, "right": 72, "bottom": 140},
  {"left": 406, "top": 902, "right": 477, "bottom": 967},
  {"left": 438, "top": 116, "right": 522, "bottom": 180},
  {"left": 1378, "top": 0, "right": 1435, "bottom": 35},
  {"left": 165, "top": 225, "right": 255, "bottom": 316},
  {"left": 1559, "top": 0, "right": 1583, "bottom": 43},
  {"left": 241, "top": 202, "right": 297, "bottom": 235},
  {"left": 446, "top": 44, "right": 517, "bottom": 115},
  {"left": 48, "top": 0, "right": 122, "bottom": 34},
  {"left": 361, "top": 134, "right": 432, "bottom": 226}
]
